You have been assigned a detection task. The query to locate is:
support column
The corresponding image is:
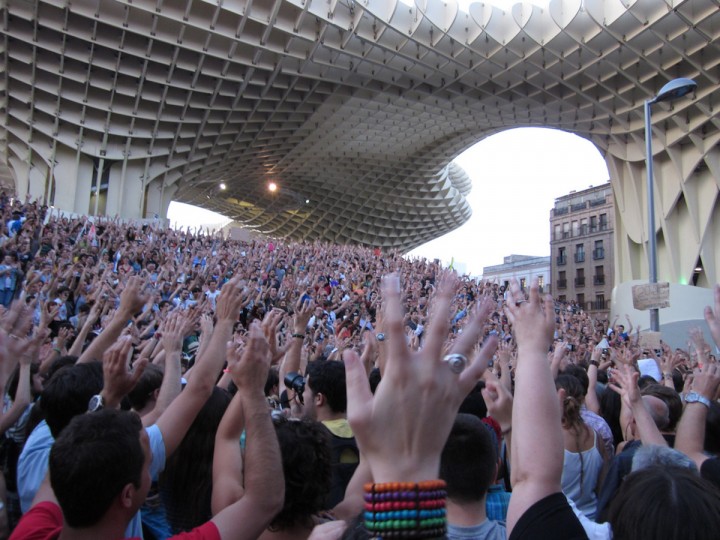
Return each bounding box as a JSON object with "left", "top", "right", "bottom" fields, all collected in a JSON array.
[{"left": 106, "top": 160, "right": 144, "bottom": 219}]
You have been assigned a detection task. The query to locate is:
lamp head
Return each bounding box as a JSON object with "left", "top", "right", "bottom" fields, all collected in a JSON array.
[{"left": 652, "top": 78, "right": 697, "bottom": 104}]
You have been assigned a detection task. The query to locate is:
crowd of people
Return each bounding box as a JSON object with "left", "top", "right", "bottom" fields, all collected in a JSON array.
[{"left": 0, "top": 194, "right": 719, "bottom": 539}]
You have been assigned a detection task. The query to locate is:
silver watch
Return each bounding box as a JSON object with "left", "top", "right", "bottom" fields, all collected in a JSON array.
[{"left": 685, "top": 391, "right": 711, "bottom": 409}]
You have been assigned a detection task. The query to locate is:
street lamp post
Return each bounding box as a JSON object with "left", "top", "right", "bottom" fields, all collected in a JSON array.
[{"left": 644, "top": 77, "right": 697, "bottom": 332}]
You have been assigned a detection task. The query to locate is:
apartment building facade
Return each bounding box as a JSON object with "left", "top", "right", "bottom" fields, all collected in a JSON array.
[{"left": 550, "top": 184, "right": 614, "bottom": 315}]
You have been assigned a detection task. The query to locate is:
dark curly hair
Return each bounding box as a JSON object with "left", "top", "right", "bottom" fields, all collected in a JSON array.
[{"left": 270, "top": 416, "right": 332, "bottom": 531}]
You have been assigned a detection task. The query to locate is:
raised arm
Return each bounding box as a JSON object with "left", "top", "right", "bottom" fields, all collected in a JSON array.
[
  {"left": 675, "top": 363, "right": 720, "bottom": 468},
  {"left": 279, "top": 298, "right": 313, "bottom": 391},
  {"left": 504, "top": 279, "right": 566, "bottom": 535},
  {"left": 210, "top": 321, "right": 285, "bottom": 540},
  {"left": 154, "top": 276, "right": 246, "bottom": 458},
  {"left": 343, "top": 274, "right": 496, "bottom": 539},
  {"left": 141, "top": 312, "right": 186, "bottom": 427},
  {"left": 585, "top": 347, "right": 602, "bottom": 414},
  {"left": 77, "top": 276, "right": 147, "bottom": 364},
  {"left": 609, "top": 364, "right": 667, "bottom": 447}
]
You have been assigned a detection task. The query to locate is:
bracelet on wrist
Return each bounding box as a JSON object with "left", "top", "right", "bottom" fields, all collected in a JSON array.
[
  {"left": 363, "top": 480, "right": 447, "bottom": 539},
  {"left": 291, "top": 333, "right": 305, "bottom": 340},
  {"left": 52, "top": 347, "right": 62, "bottom": 355},
  {"left": 589, "top": 360, "right": 599, "bottom": 367}
]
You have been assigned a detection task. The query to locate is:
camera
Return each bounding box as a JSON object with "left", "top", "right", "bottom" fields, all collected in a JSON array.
[
  {"left": 602, "top": 348, "right": 609, "bottom": 357},
  {"left": 284, "top": 372, "right": 306, "bottom": 403}
]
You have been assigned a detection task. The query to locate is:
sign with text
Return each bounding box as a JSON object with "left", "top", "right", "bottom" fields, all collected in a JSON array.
[{"left": 632, "top": 282, "right": 670, "bottom": 310}]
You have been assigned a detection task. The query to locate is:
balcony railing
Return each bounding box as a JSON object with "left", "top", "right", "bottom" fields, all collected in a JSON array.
[
  {"left": 594, "top": 275, "right": 605, "bottom": 285},
  {"left": 556, "top": 256, "right": 567, "bottom": 266},
  {"left": 593, "top": 248, "right": 604, "bottom": 260},
  {"left": 574, "top": 253, "right": 585, "bottom": 263},
  {"left": 557, "top": 279, "right": 567, "bottom": 289},
  {"left": 575, "top": 277, "right": 586, "bottom": 287}
]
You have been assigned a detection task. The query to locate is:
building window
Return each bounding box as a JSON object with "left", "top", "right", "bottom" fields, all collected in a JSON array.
[
  {"left": 563, "top": 222, "right": 570, "bottom": 238},
  {"left": 577, "top": 293, "right": 585, "bottom": 308},
  {"left": 558, "top": 295, "right": 567, "bottom": 303},
  {"left": 580, "top": 218, "right": 588, "bottom": 235},
  {"left": 558, "top": 271, "right": 567, "bottom": 289},
  {"left": 594, "top": 266, "right": 605, "bottom": 285},
  {"left": 575, "top": 244, "right": 585, "bottom": 263},
  {"left": 593, "top": 240, "right": 604, "bottom": 260},
  {"left": 557, "top": 247, "right": 567, "bottom": 265},
  {"left": 599, "top": 213, "right": 608, "bottom": 231},
  {"left": 595, "top": 294, "right": 606, "bottom": 310},
  {"left": 590, "top": 215, "right": 598, "bottom": 232},
  {"left": 572, "top": 220, "right": 579, "bottom": 237},
  {"left": 575, "top": 268, "right": 585, "bottom": 287},
  {"left": 554, "top": 224, "right": 561, "bottom": 241}
]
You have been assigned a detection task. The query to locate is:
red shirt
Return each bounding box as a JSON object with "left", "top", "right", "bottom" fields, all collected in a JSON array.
[{"left": 11, "top": 502, "right": 221, "bottom": 540}]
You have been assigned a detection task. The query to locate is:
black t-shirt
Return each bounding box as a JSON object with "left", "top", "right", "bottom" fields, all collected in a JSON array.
[{"left": 510, "top": 492, "right": 588, "bottom": 540}]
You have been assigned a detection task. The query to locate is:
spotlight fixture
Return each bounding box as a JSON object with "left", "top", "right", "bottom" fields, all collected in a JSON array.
[
  {"left": 268, "top": 182, "right": 278, "bottom": 192},
  {"left": 219, "top": 183, "right": 226, "bottom": 190}
]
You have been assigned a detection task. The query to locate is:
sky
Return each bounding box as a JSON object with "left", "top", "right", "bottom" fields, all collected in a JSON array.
[{"left": 168, "top": 127, "right": 610, "bottom": 276}]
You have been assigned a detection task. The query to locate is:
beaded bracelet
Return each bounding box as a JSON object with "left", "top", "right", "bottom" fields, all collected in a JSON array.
[{"left": 364, "top": 480, "right": 447, "bottom": 539}]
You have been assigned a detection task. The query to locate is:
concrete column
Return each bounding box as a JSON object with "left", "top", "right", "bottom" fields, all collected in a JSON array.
[
  {"left": 106, "top": 160, "right": 144, "bottom": 219},
  {"left": 145, "top": 176, "right": 177, "bottom": 219},
  {"left": 51, "top": 146, "right": 94, "bottom": 212}
]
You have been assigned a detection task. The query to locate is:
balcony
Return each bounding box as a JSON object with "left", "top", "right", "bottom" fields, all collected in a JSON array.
[
  {"left": 557, "top": 279, "right": 567, "bottom": 289},
  {"left": 575, "top": 277, "right": 586, "bottom": 287},
  {"left": 574, "top": 253, "right": 585, "bottom": 263},
  {"left": 599, "top": 222, "right": 609, "bottom": 231},
  {"left": 594, "top": 275, "right": 605, "bottom": 285},
  {"left": 556, "top": 256, "right": 567, "bottom": 266},
  {"left": 593, "top": 248, "right": 605, "bottom": 260}
]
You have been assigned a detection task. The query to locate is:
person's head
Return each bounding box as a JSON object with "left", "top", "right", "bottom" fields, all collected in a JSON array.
[
  {"left": 561, "top": 363, "right": 589, "bottom": 396},
  {"left": 50, "top": 409, "right": 149, "bottom": 528},
  {"left": 304, "top": 360, "right": 347, "bottom": 419},
  {"left": 41, "top": 361, "right": 104, "bottom": 438},
  {"left": 631, "top": 445, "right": 696, "bottom": 473},
  {"left": 270, "top": 417, "right": 332, "bottom": 531},
  {"left": 440, "top": 414, "right": 497, "bottom": 504},
  {"left": 126, "top": 364, "right": 164, "bottom": 411},
  {"left": 555, "top": 374, "right": 584, "bottom": 430},
  {"left": 642, "top": 395, "right": 670, "bottom": 431},
  {"left": 608, "top": 466, "right": 720, "bottom": 540},
  {"left": 641, "top": 384, "right": 683, "bottom": 431}
]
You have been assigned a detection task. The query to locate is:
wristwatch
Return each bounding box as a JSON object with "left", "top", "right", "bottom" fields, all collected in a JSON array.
[
  {"left": 88, "top": 394, "right": 104, "bottom": 412},
  {"left": 685, "top": 392, "right": 711, "bottom": 409},
  {"left": 376, "top": 333, "right": 386, "bottom": 342}
]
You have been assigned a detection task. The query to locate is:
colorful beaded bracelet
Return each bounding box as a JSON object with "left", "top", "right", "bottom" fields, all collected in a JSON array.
[{"left": 364, "top": 480, "right": 447, "bottom": 539}]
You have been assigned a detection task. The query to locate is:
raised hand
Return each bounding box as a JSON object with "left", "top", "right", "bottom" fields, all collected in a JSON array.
[
  {"left": 343, "top": 273, "right": 497, "bottom": 484},
  {"left": 101, "top": 336, "right": 148, "bottom": 409},
  {"left": 118, "top": 276, "right": 148, "bottom": 316},
  {"left": 227, "top": 321, "right": 271, "bottom": 393}
]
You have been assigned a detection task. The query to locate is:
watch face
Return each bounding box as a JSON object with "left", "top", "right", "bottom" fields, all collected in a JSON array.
[{"left": 88, "top": 395, "right": 103, "bottom": 412}]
